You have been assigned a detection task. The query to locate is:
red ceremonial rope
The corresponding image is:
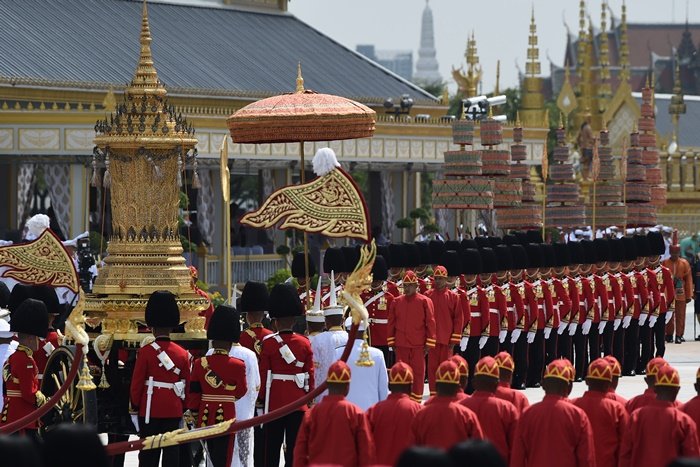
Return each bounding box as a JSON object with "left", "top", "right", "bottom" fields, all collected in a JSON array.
[
  {"left": 105, "top": 324, "right": 360, "bottom": 456},
  {"left": 0, "top": 344, "right": 86, "bottom": 434}
]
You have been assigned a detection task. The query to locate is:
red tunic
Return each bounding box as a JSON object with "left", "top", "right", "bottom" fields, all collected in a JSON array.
[
  {"left": 466, "top": 286, "right": 490, "bottom": 338},
  {"left": 187, "top": 350, "right": 247, "bottom": 427},
  {"left": 425, "top": 287, "right": 462, "bottom": 345},
  {"left": 572, "top": 391, "right": 629, "bottom": 467},
  {"left": 577, "top": 277, "right": 596, "bottom": 324},
  {"left": 548, "top": 279, "right": 570, "bottom": 330},
  {"left": 410, "top": 395, "right": 483, "bottom": 450},
  {"left": 258, "top": 330, "right": 314, "bottom": 412},
  {"left": 630, "top": 271, "right": 649, "bottom": 319},
  {"left": 129, "top": 337, "right": 192, "bottom": 419},
  {"left": 495, "top": 382, "right": 530, "bottom": 415},
  {"left": 618, "top": 273, "right": 635, "bottom": 319},
  {"left": 294, "top": 394, "right": 374, "bottom": 467},
  {"left": 362, "top": 287, "right": 395, "bottom": 347},
  {"left": 645, "top": 268, "right": 663, "bottom": 314},
  {"left": 564, "top": 277, "right": 580, "bottom": 325},
  {"left": 484, "top": 285, "right": 508, "bottom": 337},
  {"left": 386, "top": 280, "right": 402, "bottom": 297},
  {"left": 511, "top": 394, "right": 595, "bottom": 467},
  {"left": 366, "top": 392, "right": 422, "bottom": 466},
  {"left": 682, "top": 396, "right": 700, "bottom": 428},
  {"left": 239, "top": 323, "right": 273, "bottom": 357},
  {"left": 424, "top": 391, "right": 468, "bottom": 406},
  {"left": 504, "top": 282, "right": 526, "bottom": 332},
  {"left": 34, "top": 330, "right": 59, "bottom": 377},
  {"left": 620, "top": 399, "right": 700, "bottom": 467},
  {"left": 460, "top": 391, "right": 519, "bottom": 463},
  {"left": 626, "top": 388, "right": 656, "bottom": 414},
  {"left": 606, "top": 390, "right": 627, "bottom": 405},
  {"left": 593, "top": 275, "right": 610, "bottom": 324},
  {"left": 387, "top": 293, "right": 436, "bottom": 349},
  {"left": 0, "top": 346, "right": 42, "bottom": 430},
  {"left": 603, "top": 273, "right": 623, "bottom": 321},
  {"left": 524, "top": 280, "right": 554, "bottom": 330}
]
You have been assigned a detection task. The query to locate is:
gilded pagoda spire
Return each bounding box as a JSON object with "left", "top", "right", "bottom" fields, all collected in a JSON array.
[
  {"left": 520, "top": 6, "right": 546, "bottom": 128},
  {"left": 669, "top": 55, "right": 686, "bottom": 151},
  {"left": 129, "top": 0, "right": 166, "bottom": 97},
  {"left": 526, "top": 6, "right": 541, "bottom": 78},
  {"left": 619, "top": 0, "right": 630, "bottom": 84},
  {"left": 598, "top": 1, "right": 612, "bottom": 109},
  {"left": 452, "top": 31, "right": 481, "bottom": 97}
]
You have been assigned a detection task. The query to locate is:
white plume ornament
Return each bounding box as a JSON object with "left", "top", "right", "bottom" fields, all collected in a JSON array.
[
  {"left": 312, "top": 147, "right": 340, "bottom": 177},
  {"left": 24, "top": 214, "right": 50, "bottom": 241}
]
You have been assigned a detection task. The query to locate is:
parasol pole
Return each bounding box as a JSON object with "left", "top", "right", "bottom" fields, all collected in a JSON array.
[
  {"left": 300, "top": 140, "right": 311, "bottom": 307},
  {"left": 541, "top": 138, "right": 548, "bottom": 238},
  {"left": 592, "top": 137, "right": 600, "bottom": 235},
  {"left": 220, "top": 136, "right": 232, "bottom": 303},
  {"left": 621, "top": 137, "right": 628, "bottom": 233}
]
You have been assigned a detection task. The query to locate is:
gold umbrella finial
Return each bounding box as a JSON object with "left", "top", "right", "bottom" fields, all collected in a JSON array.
[
  {"left": 128, "top": 0, "right": 164, "bottom": 95},
  {"left": 516, "top": 111, "right": 521, "bottom": 127},
  {"left": 296, "top": 62, "right": 305, "bottom": 93}
]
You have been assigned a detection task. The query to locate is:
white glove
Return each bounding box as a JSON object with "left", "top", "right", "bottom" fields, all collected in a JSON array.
[
  {"left": 544, "top": 327, "right": 552, "bottom": 340},
  {"left": 614, "top": 318, "right": 621, "bottom": 331},
  {"left": 648, "top": 315, "right": 657, "bottom": 328},
  {"left": 568, "top": 322, "right": 578, "bottom": 336},
  {"left": 131, "top": 414, "right": 140, "bottom": 433},
  {"left": 582, "top": 319, "right": 592, "bottom": 335},
  {"left": 479, "top": 335, "right": 488, "bottom": 349},
  {"left": 459, "top": 337, "right": 468, "bottom": 352},
  {"left": 388, "top": 347, "right": 394, "bottom": 352},
  {"left": 665, "top": 311, "right": 673, "bottom": 324},
  {"left": 511, "top": 329, "right": 521, "bottom": 343},
  {"left": 527, "top": 331, "right": 536, "bottom": 344},
  {"left": 499, "top": 330, "right": 507, "bottom": 343},
  {"left": 639, "top": 313, "right": 648, "bottom": 326},
  {"left": 557, "top": 321, "right": 568, "bottom": 335},
  {"left": 622, "top": 315, "right": 632, "bottom": 328},
  {"left": 598, "top": 321, "right": 607, "bottom": 335}
]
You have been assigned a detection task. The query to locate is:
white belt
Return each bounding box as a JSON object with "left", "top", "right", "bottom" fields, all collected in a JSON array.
[
  {"left": 537, "top": 305, "right": 544, "bottom": 310},
  {"left": 579, "top": 301, "right": 586, "bottom": 306},
  {"left": 489, "top": 308, "right": 499, "bottom": 314},
  {"left": 369, "top": 318, "right": 388, "bottom": 324},
  {"left": 37, "top": 374, "right": 43, "bottom": 381},
  {"left": 271, "top": 373, "right": 307, "bottom": 382},
  {"left": 144, "top": 381, "right": 176, "bottom": 390},
  {"left": 608, "top": 299, "right": 615, "bottom": 305},
  {"left": 471, "top": 312, "right": 481, "bottom": 317},
  {"left": 507, "top": 307, "right": 515, "bottom": 312},
  {"left": 634, "top": 294, "right": 639, "bottom": 299}
]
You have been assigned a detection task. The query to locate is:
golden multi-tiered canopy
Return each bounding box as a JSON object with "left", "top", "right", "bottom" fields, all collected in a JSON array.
[
  {"left": 452, "top": 31, "right": 482, "bottom": 98},
  {"left": 87, "top": 1, "right": 208, "bottom": 335}
]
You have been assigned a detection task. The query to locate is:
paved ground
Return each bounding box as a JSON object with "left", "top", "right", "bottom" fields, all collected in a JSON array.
[{"left": 121, "top": 303, "right": 700, "bottom": 466}]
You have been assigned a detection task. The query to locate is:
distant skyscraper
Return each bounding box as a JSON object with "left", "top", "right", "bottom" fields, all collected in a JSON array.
[
  {"left": 414, "top": 0, "right": 441, "bottom": 84},
  {"left": 356, "top": 45, "right": 414, "bottom": 81}
]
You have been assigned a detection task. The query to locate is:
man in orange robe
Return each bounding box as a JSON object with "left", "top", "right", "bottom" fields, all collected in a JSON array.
[
  {"left": 294, "top": 360, "right": 374, "bottom": 467},
  {"left": 572, "top": 358, "right": 629, "bottom": 467},
  {"left": 620, "top": 365, "right": 700, "bottom": 467},
  {"left": 511, "top": 359, "right": 595, "bottom": 467},
  {"left": 366, "top": 362, "right": 422, "bottom": 466}
]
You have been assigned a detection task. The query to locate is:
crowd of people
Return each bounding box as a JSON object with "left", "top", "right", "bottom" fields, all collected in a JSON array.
[{"left": 2, "top": 228, "right": 700, "bottom": 467}]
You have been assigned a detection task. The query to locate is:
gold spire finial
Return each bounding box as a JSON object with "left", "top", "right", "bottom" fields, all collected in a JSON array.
[
  {"left": 619, "top": 0, "right": 630, "bottom": 83},
  {"left": 102, "top": 86, "right": 117, "bottom": 113},
  {"left": 516, "top": 111, "right": 521, "bottom": 127},
  {"left": 128, "top": 0, "right": 164, "bottom": 96},
  {"left": 526, "top": 7, "right": 541, "bottom": 77},
  {"left": 296, "top": 62, "right": 305, "bottom": 93},
  {"left": 488, "top": 104, "right": 494, "bottom": 119}
]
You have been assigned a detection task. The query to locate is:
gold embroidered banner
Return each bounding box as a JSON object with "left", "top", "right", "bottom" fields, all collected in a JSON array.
[
  {"left": 241, "top": 168, "right": 370, "bottom": 241},
  {"left": 0, "top": 229, "right": 79, "bottom": 292}
]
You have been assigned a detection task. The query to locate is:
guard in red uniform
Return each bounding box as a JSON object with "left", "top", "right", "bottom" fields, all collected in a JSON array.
[
  {"left": 460, "top": 356, "right": 519, "bottom": 463},
  {"left": 524, "top": 243, "right": 554, "bottom": 388},
  {"left": 579, "top": 240, "right": 607, "bottom": 363},
  {"left": 459, "top": 248, "right": 486, "bottom": 393},
  {"left": 410, "top": 360, "right": 483, "bottom": 450},
  {"left": 593, "top": 239, "right": 618, "bottom": 358},
  {"left": 609, "top": 239, "right": 633, "bottom": 365},
  {"left": 258, "top": 283, "right": 314, "bottom": 467},
  {"left": 625, "top": 235, "right": 649, "bottom": 375},
  {"left": 366, "top": 362, "right": 422, "bottom": 466},
  {"left": 238, "top": 281, "right": 273, "bottom": 466},
  {"left": 386, "top": 244, "right": 407, "bottom": 297},
  {"left": 129, "top": 291, "right": 192, "bottom": 467},
  {"left": 626, "top": 356, "right": 669, "bottom": 413},
  {"left": 511, "top": 359, "right": 596, "bottom": 467},
  {"left": 239, "top": 281, "right": 272, "bottom": 357},
  {"left": 493, "top": 351, "right": 529, "bottom": 415},
  {"left": 425, "top": 262, "right": 462, "bottom": 395},
  {"left": 620, "top": 365, "right": 700, "bottom": 467},
  {"left": 552, "top": 243, "right": 576, "bottom": 361},
  {"left": 494, "top": 245, "right": 521, "bottom": 356},
  {"left": 479, "top": 247, "right": 505, "bottom": 358},
  {"left": 29, "top": 286, "right": 61, "bottom": 380},
  {"left": 681, "top": 367, "right": 700, "bottom": 427},
  {"left": 0, "top": 298, "right": 48, "bottom": 438},
  {"left": 507, "top": 243, "right": 530, "bottom": 390},
  {"left": 542, "top": 245, "right": 570, "bottom": 364},
  {"left": 645, "top": 231, "right": 675, "bottom": 359},
  {"left": 294, "top": 360, "right": 374, "bottom": 467},
  {"left": 603, "top": 355, "right": 627, "bottom": 405},
  {"left": 567, "top": 242, "right": 589, "bottom": 381},
  {"left": 362, "top": 255, "right": 394, "bottom": 366},
  {"left": 572, "top": 358, "right": 629, "bottom": 467},
  {"left": 387, "top": 270, "right": 436, "bottom": 402},
  {"left": 188, "top": 305, "right": 248, "bottom": 467}
]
